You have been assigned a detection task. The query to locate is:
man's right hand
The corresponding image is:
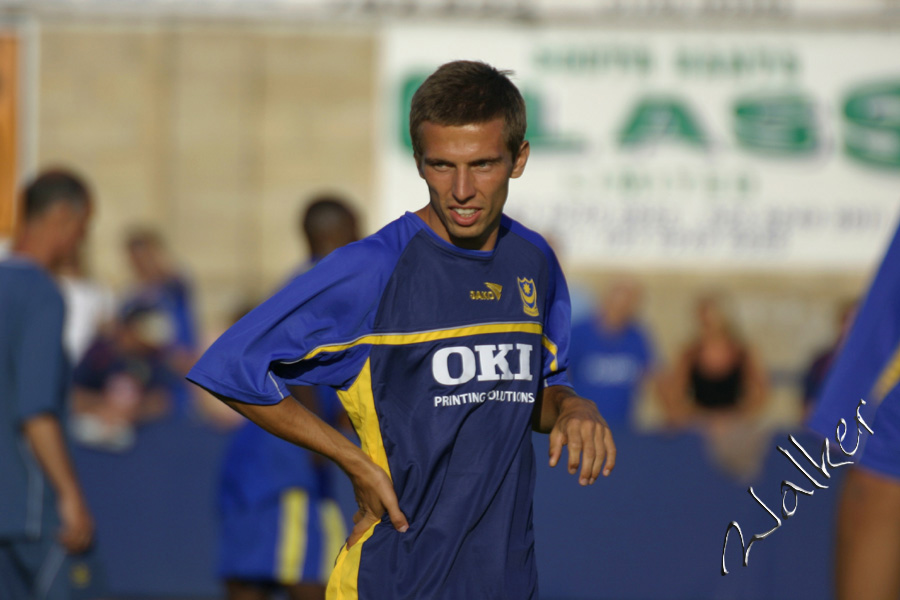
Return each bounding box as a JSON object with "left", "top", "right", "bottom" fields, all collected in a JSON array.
[
  {"left": 346, "top": 458, "right": 408, "bottom": 548},
  {"left": 57, "top": 491, "right": 94, "bottom": 554},
  {"left": 220, "top": 395, "right": 410, "bottom": 548}
]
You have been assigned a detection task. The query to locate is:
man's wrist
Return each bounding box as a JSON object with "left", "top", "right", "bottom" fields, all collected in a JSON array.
[
  {"left": 552, "top": 386, "right": 582, "bottom": 412},
  {"left": 335, "top": 444, "right": 375, "bottom": 479}
]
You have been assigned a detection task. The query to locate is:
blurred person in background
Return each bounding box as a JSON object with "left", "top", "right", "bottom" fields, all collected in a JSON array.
[
  {"left": 802, "top": 299, "right": 856, "bottom": 418},
  {"left": 568, "top": 277, "right": 660, "bottom": 427},
  {"left": 662, "top": 293, "right": 769, "bottom": 479},
  {"left": 122, "top": 227, "right": 199, "bottom": 373},
  {"left": 56, "top": 249, "right": 116, "bottom": 365},
  {"left": 217, "top": 195, "right": 357, "bottom": 600},
  {"left": 0, "top": 169, "right": 95, "bottom": 599},
  {"left": 69, "top": 306, "right": 175, "bottom": 452},
  {"left": 121, "top": 227, "right": 200, "bottom": 414}
]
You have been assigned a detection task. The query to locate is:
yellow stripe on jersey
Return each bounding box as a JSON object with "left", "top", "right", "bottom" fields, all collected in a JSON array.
[
  {"left": 326, "top": 521, "right": 378, "bottom": 600},
  {"left": 542, "top": 335, "right": 559, "bottom": 373},
  {"left": 299, "top": 321, "right": 543, "bottom": 361},
  {"left": 337, "top": 358, "right": 391, "bottom": 477},
  {"left": 320, "top": 499, "right": 349, "bottom": 581},
  {"left": 329, "top": 359, "right": 389, "bottom": 599},
  {"left": 276, "top": 489, "right": 309, "bottom": 584},
  {"left": 874, "top": 342, "right": 900, "bottom": 402}
]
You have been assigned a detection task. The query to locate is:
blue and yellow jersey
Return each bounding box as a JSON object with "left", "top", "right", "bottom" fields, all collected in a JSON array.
[{"left": 188, "top": 212, "right": 571, "bottom": 599}]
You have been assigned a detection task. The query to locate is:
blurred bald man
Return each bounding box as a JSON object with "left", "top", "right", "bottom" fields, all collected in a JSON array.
[{"left": 0, "top": 170, "right": 95, "bottom": 600}]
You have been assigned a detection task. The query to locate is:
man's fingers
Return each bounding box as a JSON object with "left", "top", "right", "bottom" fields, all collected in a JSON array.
[
  {"left": 387, "top": 506, "right": 409, "bottom": 533},
  {"left": 373, "top": 472, "right": 409, "bottom": 533},
  {"left": 548, "top": 428, "right": 565, "bottom": 468},
  {"left": 602, "top": 427, "right": 617, "bottom": 476},
  {"left": 588, "top": 426, "right": 606, "bottom": 483},
  {"left": 384, "top": 487, "right": 409, "bottom": 533},
  {"left": 347, "top": 513, "right": 378, "bottom": 549},
  {"left": 566, "top": 427, "right": 583, "bottom": 475},
  {"left": 382, "top": 492, "right": 409, "bottom": 533},
  {"left": 578, "top": 421, "right": 599, "bottom": 485}
]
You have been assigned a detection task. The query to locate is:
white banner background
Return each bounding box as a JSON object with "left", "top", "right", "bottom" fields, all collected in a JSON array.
[{"left": 377, "top": 25, "right": 900, "bottom": 270}]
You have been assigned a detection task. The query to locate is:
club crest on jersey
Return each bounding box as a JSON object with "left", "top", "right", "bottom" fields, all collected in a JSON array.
[
  {"left": 517, "top": 277, "right": 539, "bottom": 317},
  {"left": 470, "top": 282, "right": 503, "bottom": 301}
]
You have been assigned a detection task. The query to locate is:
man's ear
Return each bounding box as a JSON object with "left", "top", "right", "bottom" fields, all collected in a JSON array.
[
  {"left": 414, "top": 153, "right": 425, "bottom": 179},
  {"left": 511, "top": 141, "right": 530, "bottom": 179}
]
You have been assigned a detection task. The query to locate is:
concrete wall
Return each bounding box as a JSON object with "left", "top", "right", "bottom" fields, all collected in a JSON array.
[{"left": 38, "top": 22, "right": 377, "bottom": 334}]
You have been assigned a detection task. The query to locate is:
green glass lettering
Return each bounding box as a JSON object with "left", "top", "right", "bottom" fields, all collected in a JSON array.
[
  {"left": 733, "top": 95, "right": 817, "bottom": 155},
  {"left": 619, "top": 97, "right": 708, "bottom": 148},
  {"left": 844, "top": 81, "right": 900, "bottom": 170}
]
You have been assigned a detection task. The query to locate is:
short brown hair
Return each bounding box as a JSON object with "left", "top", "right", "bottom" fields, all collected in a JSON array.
[
  {"left": 409, "top": 61, "right": 527, "bottom": 159},
  {"left": 23, "top": 169, "right": 91, "bottom": 221}
]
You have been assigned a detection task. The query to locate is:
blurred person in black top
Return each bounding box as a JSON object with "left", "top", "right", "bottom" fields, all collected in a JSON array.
[
  {"left": 662, "top": 293, "right": 770, "bottom": 480},
  {"left": 664, "top": 293, "right": 768, "bottom": 422}
]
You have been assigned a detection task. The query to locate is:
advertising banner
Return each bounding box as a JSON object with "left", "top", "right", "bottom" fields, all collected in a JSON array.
[{"left": 378, "top": 26, "right": 900, "bottom": 269}]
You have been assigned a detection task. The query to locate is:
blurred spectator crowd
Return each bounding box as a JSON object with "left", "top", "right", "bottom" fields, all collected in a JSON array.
[{"left": 2, "top": 166, "right": 856, "bottom": 472}]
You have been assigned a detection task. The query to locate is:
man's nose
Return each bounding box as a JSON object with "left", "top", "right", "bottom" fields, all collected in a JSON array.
[{"left": 452, "top": 168, "right": 476, "bottom": 202}]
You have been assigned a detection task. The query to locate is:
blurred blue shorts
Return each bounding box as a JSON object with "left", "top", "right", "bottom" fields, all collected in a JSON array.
[{"left": 219, "top": 488, "right": 346, "bottom": 585}]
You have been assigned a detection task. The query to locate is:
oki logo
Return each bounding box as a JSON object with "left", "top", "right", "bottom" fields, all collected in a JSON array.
[{"left": 432, "top": 344, "right": 534, "bottom": 385}]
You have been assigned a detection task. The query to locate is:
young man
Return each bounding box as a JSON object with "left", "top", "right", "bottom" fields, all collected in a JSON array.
[
  {"left": 188, "top": 61, "right": 615, "bottom": 599},
  {"left": 0, "top": 170, "right": 95, "bottom": 600}
]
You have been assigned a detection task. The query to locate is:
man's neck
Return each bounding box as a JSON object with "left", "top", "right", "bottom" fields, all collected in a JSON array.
[{"left": 12, "top": 230, "right": 55, "bottom": 270}]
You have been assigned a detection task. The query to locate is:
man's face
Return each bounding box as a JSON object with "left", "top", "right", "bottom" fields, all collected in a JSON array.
[
  {"left": 415, "top": 118, "right": 529, "bottom": 252},
  {"left": 50, "top": 202, "right": 91, "bottom": 264}
]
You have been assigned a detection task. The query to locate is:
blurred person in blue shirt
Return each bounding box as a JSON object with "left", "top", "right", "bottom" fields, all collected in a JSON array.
[
  {"left": 568, "top": 277, "right": 659, "bottom": 427},
  {"left": 121, "top": 227, "right": 199, "bottom": 414},
  {"left": 0, "top": 170, "right": 95, "bottom": 600},
  {"left": 218, "top": 196, "right": 358, "bottom": 600}
]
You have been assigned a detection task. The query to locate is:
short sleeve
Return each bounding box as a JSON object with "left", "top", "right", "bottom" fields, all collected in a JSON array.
[
  {"left": 186, "top": 240, "right": 396, "bottom": 405},
  {"left": 541, "top": 248, "right": 572, "bottom": 389},
  {"left": 15, "top": 285, "right": 67, "bottom": 422}
]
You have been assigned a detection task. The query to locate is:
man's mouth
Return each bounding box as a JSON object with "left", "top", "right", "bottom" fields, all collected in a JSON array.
[
  {"left": 452, "top": 207, "right": 478, "bottom": 218},
  {"left": 449, "top": 206, "right": 482, "bottom": 227}
]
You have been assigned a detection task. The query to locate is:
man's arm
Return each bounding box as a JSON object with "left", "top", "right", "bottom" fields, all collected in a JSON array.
[
  {"left": 533, "top": 385, "right": 616, "bottom": 486},
  {"left": 219, "top": 393, "right": 408, "bottom": 546},
  {"left": 22, "top": 415, "right": 94, "bottom": 553}
]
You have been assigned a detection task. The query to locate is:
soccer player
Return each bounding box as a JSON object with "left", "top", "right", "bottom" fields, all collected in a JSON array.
[
  {"left": 218, "top": 196, "right": 358, "bottom": 600},
  {"left": 0, "top": 170, "right": 95, "bottom": 599},
  {"left": 187, "top": 60, "right": 616, "bottom": 599},
  {"left": 806, "top": 221, "right": 900, "bottom": 600}
]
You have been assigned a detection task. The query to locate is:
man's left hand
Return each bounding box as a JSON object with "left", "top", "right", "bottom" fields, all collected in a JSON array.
[{"left": 548, "top": 395, "right": 616, "bottom": 485}]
